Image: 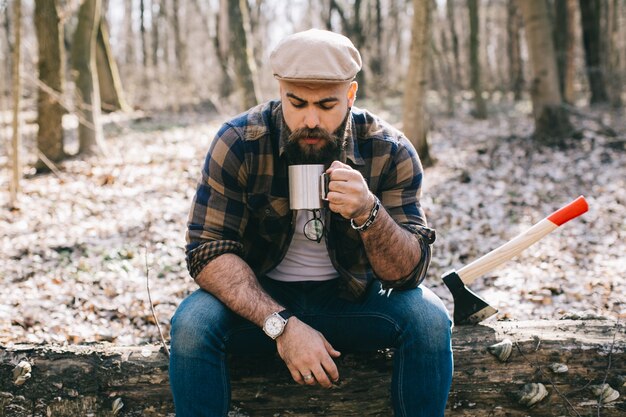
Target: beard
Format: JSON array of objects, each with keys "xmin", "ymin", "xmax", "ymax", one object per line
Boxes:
[{"xmin": 284, "ymin": 112, "xmax": 350, "ymax": 166}]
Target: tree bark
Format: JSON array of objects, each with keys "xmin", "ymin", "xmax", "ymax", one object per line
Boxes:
[
  {"xmin": 468, "ymin": 0, "xmax": 488, "ymax": 119},
  {"xmin": 402, "ymin": 0, "xmax": 432, "ymax": 167},
  {"xmin": 9, "ymin": 0, "xmax": 22, "ymax": 209},
  {"xmin": 507, "ymin": 0, "xmax": 524, "ymax": 100},
  {"xmin": 1, "ymin": 320, "xmax": 624, "ymax": 417},
  {"xmin": 96, "ymin": 19, "xmax": 130, "ymax": 113},
  {"xmin": 446, "ymin": 0, "xmax": 461, "ymax": 88},
  {"xmin": 553, "ymin": 0, "xmax": 577, "ymax": 104},
  {"xmin": 517, "ymin": 0, "xmax": 573, "ymax": 146},
  {"xmin": 330, "ymin": 0, "xmax": 367, "ymax": 97},
  {"xmin": 140, "ymin": 0, "xmax": 148, "ymax": 68},
  {"xmin": 369, "ymin": 0, "xmax": 384, "ymax": 86},
  {"xmin": 605, "ymin": 0, "xmax": 623, "ymax": 107},
  {"xmin": 123, "ymin": 0, "xmax": 134, "ymax": 66},
  {"xmin": 578, "ymin": 0, "xmax": 609, "ymax": 104},
  {"xmin": 34, "ymin": 0, "xmax": 65, "ymax": 171},
  {"xmin": 227, "ymin": 0, "xmax": 260, "ymax": 110},
  {"xmin": 151, "ymin": 0, "xmax": 160, "ymax": 68},
  {"xmin": 71, "ymin": 0, "xmax": 105, "ymax": 156},
  {"xmin": 214, "ymin": 2, "xmax": 233, "ymax": 99},
  {"xmin": 437, "ymin": 9, "xmax": 456, "ymax": 116},
  {"xmin": 172, "ymin": 0, "xmax": 188, "ymax": 78}
]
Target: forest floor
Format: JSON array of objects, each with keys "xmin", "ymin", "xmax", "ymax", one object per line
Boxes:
[{"xmin": 1, "ymin": 98, "xmax": 625, "ymax": 345}]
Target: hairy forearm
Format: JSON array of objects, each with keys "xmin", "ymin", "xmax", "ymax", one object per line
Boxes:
[
  {"xmin": 357, "ymin": 204, "xmax": 422, "ymax": 281},
  {"xmin": 194, "ymin": 253, "xmax": 283, "ymax": 326}
]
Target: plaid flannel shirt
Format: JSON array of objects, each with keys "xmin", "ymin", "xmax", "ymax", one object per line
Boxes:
[{"xmin": 186, "ymin": 100, "xmax": 435, "ymax": 300}]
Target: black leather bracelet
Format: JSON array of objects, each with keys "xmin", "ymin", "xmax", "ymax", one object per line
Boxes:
[{"xmin": 350, "ymin": 196, "xmax": 380, "ymax": 232}]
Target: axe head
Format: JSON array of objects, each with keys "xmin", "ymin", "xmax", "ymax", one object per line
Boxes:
[{"xmin": 442, "ymin": 270, "xmax": 497, "ymax": 325}]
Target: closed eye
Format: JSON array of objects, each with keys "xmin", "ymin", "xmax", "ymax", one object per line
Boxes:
[{"xmin": 319, "ymin": 103, "xmax": 337, "ymax": 110}]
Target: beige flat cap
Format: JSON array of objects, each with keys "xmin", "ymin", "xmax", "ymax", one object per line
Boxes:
[{"xmin": 270, "ymin": 29, "xmax": 362, "ymax": 83}]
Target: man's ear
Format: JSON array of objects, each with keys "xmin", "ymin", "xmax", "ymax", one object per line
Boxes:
[{"xmin": 347, "ymin": 81, "xmax": 358, "ymax": 107}]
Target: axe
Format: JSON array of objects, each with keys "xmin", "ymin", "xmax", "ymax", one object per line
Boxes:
[{"xmin": 442, "ymin": 196, "xmax": 589, "ymax": 325}]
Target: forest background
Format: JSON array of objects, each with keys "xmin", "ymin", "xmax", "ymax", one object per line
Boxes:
[{"xmin": 0, "ymin": 0, "xmax": 625, "ymax": 346}]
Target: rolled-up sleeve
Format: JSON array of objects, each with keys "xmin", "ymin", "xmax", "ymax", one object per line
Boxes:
[
  {"xmin": 185, "ymin": 125, "xmax": 249, "ymax": 279},
  {"xmin": 378, "ymin": 135, "xmax": 436, "ymax": 290}
]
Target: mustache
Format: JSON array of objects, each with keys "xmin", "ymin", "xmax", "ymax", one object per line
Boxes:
[{"xmin": 288, "ymin": 127, "xmax": 335, "ymax": 143}]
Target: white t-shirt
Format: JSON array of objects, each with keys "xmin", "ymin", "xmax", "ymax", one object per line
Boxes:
[{"xmin": 266, "ymin": 210, "xmax": 338, "ymax": 282}]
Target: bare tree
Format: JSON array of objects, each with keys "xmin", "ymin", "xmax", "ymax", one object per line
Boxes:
[
  {"xmin": 468, "ymin": 0, "xmax": 487, "ymax": 119},
  {"xmin": 507, "ymin": 0, "xmax": 524, "ymax": 100},
  {"xmin": 151, "ymin": 0, "xmax": 161, "ymax": 68},
  {"xmin": 605, "ymin": 0, "xmax": 623, "ymax": 107},
  {"xmin": 403, "ymin": 0, "xmax": 433, "ymax": 167},
  {"xmin": 517, "ymin": 0, "xmax": 573, "ymax": 145},
  {"xmin": 434, "ymin": 2, "xmax": 456, "ymax": 116},
  {"xmin": 34, "ymin": 0, "xmax": 66, "ymax": 171},
  {"xmin": 123, "ymin": 0, "xmax": 135, "ymax": 65},
  {"xmin": 330, "ymin": 0, "xmax": 368, "ymax": 96},
  {"xmin": 140, "ymin": 0, "xmax": 148, "ymax": 68},
  {"xmin": 72, "ymin": 0, "xmax": 105, "ymax": 155},
  {"xmin": 553, "ymin": 0, "xmax": 577, "ymax": 104},
  {"xmin": 225, "ymin": 0, "xmax": 260, "ymax": 110},
  {"xmin": 172, "ymin": 0, "xmax": 188, "ymax": 78},
  {"xmin": 578, "ymin": 0, "xmax": 609, "ymax": 104},
  {"xmin": 446, "ymin": 0, "xmax": 462, "ymax": 88},
  {"xmin": 10, "ymin": 0, "xmax": 22, "ymax": 209}
]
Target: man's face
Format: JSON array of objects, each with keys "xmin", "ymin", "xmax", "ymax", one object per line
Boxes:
[{"xmin": 280, "ymin": 80, "xmax": 357, "ymax": 164}]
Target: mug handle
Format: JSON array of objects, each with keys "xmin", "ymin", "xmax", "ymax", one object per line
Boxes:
[{"xmin": 320, "ymin": 173, "xmax": 330, "ymax": 201}]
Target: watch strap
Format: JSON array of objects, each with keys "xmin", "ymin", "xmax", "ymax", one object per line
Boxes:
[
  {"xmin": 278, "ymin": 309, "xmax": 294, "ymax": 320},
  {"xmin": 350, "ymin": 196, "xmax": 380, "ymax": 232}
]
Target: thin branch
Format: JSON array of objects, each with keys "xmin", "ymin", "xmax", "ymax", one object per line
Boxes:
[
  {"xmin": 23, "ymin": 72, "xmax": 98, "ymax": 131},
  {"xmin": 145, "ymin": 245, "xmax": 170, "ymax": 357},
  {"xmin": 36, "ymin": 150, "xmax": 63, "ymax": 178}
]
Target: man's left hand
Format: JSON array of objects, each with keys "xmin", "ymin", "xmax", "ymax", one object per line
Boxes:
[{"xmin": 326, "ymin": 161, "xmax": 374, "ymax": 222}]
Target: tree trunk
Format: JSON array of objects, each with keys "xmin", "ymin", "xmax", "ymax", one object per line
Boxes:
[
  {"xmin": 227, "ymin": 0, "xmax": 260, "ymax": 110},
  {"xmin": 214, "ymin": 3, "xmax": 233, "ymax": 99},
  {"xmin": 9, "ymin": 0, "xmax": 22, "ymax": 209},
  {"xmin": 96, "ymin": 19, "xmax": 130, "ymax": 113},
  {"xmin": 34, "ymin": 0, "xmax": 65, "ymax": 172},
  {"xmin": 468, "ymin": 0, "xmax": 488, "ymax": 119},
  {"xmin": 605, "ymin": 0, "xmax": 623, "ymax": 107},
  {"xmin": 123, "ymin": 0, "xmax": 134, "ymax": 66},
  {"xmin": 140, "ymin": 0, "xmax": 148, "ymax": 68},
  {"xmin": 1, "ymin": 320, "xmax": 624, "ymax": 417},
  {"xmin": 437, "ymin": 9, "xmax": 456, "ymax": 116},
  {"xmin": 329, "ymin": 0, "xmax": 367, "ymax": 97},
  {"xmin": 507, "ymin": 0, "xmax": 524, "ymax": 100},
  {"xmin": 369, "ymin": 0, "xmax": 384, "ymax": 87},
  {"xmin": 402, "ymin": 0, "xmax": 432, "ymax": 167},
  {"xmin": 72, "ymin": 0, "xmax": 105, "ymax": 156},
  {"xmin": 578, "ymin": 0, "xmax": 609, "ymax": 104},
  {"xmin": 151, "ymin": 0, "xmax": 160, "ymax": 68},
  {"xmin": 553, "ymin": 0, "xmax": 577, "ymax": 104},
  {"xmin": 517, "ymin": 0, "xmax": 573, "ymax": 146},
  {"xmin": 172, "ymin": 0, "xmax": 188, "ymax": 78},
  {"xmin": 446, "ymin": 0, "xmax": 461, "ymax": 88}
]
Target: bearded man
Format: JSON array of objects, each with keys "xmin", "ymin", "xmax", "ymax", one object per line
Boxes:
[{"xmin": 169, "ymin": 29, "xmax": 453, "ymax": 417}]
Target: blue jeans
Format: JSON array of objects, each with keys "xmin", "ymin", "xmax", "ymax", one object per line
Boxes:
[{"xmin": 169, "ymin": 278, "xmax": 453, "ymax": 417}]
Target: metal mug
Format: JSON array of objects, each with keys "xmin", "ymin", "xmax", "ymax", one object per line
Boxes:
[{"xmin": 288, "ymin": 164, "xmax": 329, "ymax": 210}]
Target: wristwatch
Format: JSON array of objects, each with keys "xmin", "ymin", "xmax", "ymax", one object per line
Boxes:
[{"xmin": 262, "ymin": 309, "xmax": 294, "ymax": 339}]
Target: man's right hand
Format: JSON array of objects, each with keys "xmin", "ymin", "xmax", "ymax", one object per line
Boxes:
[{"xmin": 276, "ymin": 317, "xmax": 341, "ymax": 388}]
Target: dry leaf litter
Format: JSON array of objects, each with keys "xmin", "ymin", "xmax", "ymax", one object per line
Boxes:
[{"xmin": 1, "ymin": 104, "xmax": 624, "ymax": 346}]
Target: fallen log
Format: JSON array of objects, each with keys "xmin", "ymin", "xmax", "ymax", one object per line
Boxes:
[{"xmin": 1, "ymin": 319, "xmax": 624, "ymax": 417}]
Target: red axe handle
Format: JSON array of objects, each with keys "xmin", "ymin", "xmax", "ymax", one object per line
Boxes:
[{"xmin": 457, "ymin": 196, "xmax": 588, "ymax": 285}]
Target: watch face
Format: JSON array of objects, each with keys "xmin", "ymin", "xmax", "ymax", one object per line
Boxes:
[{"xmin": 264, "ymin": 315, "xmax": 285, "ymax": 338}]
